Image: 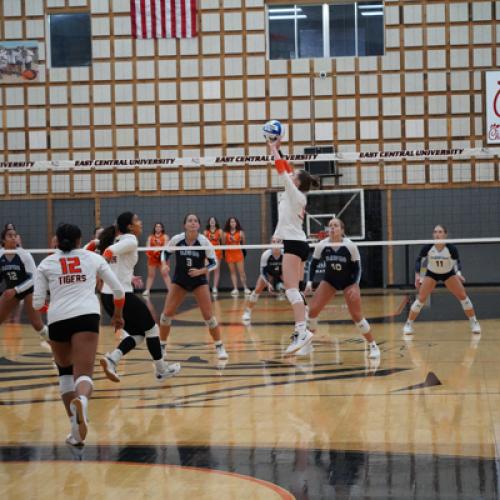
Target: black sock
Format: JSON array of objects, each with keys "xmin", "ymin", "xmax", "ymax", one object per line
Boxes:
[
  {"xmin": 117, "ymin": 336, "xmax": 136, "ymax": 356},
  {"xmin": 146, "ymin": 337, "xmax": 163, "ymax": 361}
]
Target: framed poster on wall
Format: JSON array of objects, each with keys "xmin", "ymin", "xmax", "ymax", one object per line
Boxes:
[{"xmin": 0, "ymin": 41, "xmax": 39, "ymax": 82}]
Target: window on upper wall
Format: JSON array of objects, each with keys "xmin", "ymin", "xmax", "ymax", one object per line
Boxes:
[
  {"xmin": 267, "ymin": 2, "xmax": 384, "ymax": 60},
  {"xmin": 48, "ymin": 12, "xmax": 92, "ymax": 68}
]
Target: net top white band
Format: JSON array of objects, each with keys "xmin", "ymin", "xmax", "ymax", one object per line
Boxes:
[{"xmin": 14, "ymin": 237, "xmax": 500, "ymax": 254}]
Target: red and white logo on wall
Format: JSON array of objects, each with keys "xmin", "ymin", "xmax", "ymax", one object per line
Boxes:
[{"xmin": 486, "ymin": 71, "xmax": 500, "ymax": 144}]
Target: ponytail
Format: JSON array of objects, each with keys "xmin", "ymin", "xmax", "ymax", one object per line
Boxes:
[
  {"xmin": 99, "ymin": 225, "xmax": 117, "ymax": 253},
  {"xmin": 56, "ymin": 223, "xmax": 81, "ymax": 253},
  {"xmin": 296, "ymin": 170, "xmax": 320, "ymax": 193}
]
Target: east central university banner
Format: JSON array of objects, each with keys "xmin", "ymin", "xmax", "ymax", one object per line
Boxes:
[{"xmin": 486, "ymin": 71, "xmax": 500, "ymax": 144}]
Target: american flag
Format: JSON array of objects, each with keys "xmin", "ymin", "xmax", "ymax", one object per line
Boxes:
[{"xmin": 130, "ymin": 0, "xmax": 197, "ymax": 39}]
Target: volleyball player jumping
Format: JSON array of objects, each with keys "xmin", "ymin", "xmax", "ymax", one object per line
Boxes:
[
  {"xmin": 269, "ymin": 138, "xmax": 319, "ymax": 355},
  {"xmin": 403, "ymin": 224, "xmax": 481, "ymax": 335},
  {"xmin": 305, "ymin": 218, "xmax": 380, "ymax": 359},
  {"xmin": 159, "ymin": 214, "xmax": 228, "ymax": 361},
  {"xmin": 33, "ymin": 223, "xmax": 125, "ymax": 446},
  {"xmin": 99, "ymin": 212, "xmax": 181, "ymax": 382}
]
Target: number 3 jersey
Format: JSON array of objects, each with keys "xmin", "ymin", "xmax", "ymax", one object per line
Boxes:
[
  {"xmin": 0, "ymin": 247, "xmax": 37, "ymax": 295},
  {"xmin": 415, "ymin": 244, "xmax": 461, "ymax": 275},
  {"xmin": 161, "ymin": 233, "xmax": 217, "ymax": 283},
  {"xmin": 34, "ymin": 249, "xmax": 124, "ymax": 325}
]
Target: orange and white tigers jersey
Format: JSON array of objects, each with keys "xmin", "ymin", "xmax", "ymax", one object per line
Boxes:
[
  {"xmin": 274, "ymin": 172, "xmax": 307, "ymax": 241},
  {"xmin": 101, "ymin": 233, "xmax": 138, "ymax": 294},
  {"xmin": 33, "ymin": 249, "xmax": 124, "ymax": 325}
]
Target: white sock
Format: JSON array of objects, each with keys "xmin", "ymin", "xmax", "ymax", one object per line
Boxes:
[
  {"xmin": 109, "ymin": 349, "xmax": 123, "ymax": 364},
  {"xmin": 154, "ymin": 359, "xmax": 165, "ymax": 371},
  {"xmin": 469, "ymin": 316, "xmax": 477, "ymax": 322},
  {"xmin": 215, "ymin": 340, "xmax": 222, "ymax": 347},
  {"xmin": 295, "ymin": 321, "xmax": 306, "ymax": 334}
]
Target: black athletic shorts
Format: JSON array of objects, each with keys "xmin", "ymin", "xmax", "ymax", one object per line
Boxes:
[
  {"xmin": 15, "ymin": 286, "xmax": 34, "ymax": 301},
  {"xmin": 425, "ymin": 269, "xmax": 456, "ymax": 282},
  {"xmin": 283, "ymin": 240, "xmax": 309, "ymax": 262},
  {"xmin": 49, "ymin": 314, "xmax": 100, "ymax": 342},
  {"xmin": 101, "ymin": 292, "xmax": 155, "ymax": 336},
  {"xmin": 172, "ymin": 277, "xmax": 208, "ymax": 292},
  {"xmin": 322, "ymin": 276, "xmax": 356, "ymax": 291}
]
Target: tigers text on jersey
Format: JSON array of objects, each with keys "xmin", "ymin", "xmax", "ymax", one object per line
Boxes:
[
  {"xmin": 162, "ymin": 233, "xmax": 217, "ymax": 281},
  {"xmin": 33, "ymin": 249, "xmax": 124, "ymax": 325},
  {"xmin": 415, "ymin": 244, "xmax": 461, "ymax": 275},
  {"xmin": 273, "ymin": 173, "xmax": 307, "ymax": 241},
  {"xmin": 260, "ymin": 249, "xmax": 283, "ymax": 281},
  {"xmin": 0, "ymin": 248, "xmax": 36, "ymax": 294},
  {"xmin": 310, "ymin": 237, "xmax": 361, "ymax": 286},
  {"xmin": 101, "ymin": 233, "xmax": 138, "ymax": 294}
]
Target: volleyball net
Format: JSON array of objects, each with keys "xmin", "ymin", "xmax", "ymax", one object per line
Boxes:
[{"xmin": 1, "ymin": 146, "xmax": 500, "ymax": 289}]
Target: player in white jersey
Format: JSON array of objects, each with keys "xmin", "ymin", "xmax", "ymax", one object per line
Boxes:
[
  {"xmin": 159, "ymin": 214, "xmax": 228, "ymax": 361},
  {"xmin": 269, "ymin": 138, "xmax": 319, "ymax": 355},
  {"xmin": 33, "ymin": 223, "xmax": 125, "ymax": 447},
  {"xmin": 242, "ymin": 237, "xmax": 284, "ymax": 324},
  {"xmin": 403, "ymin": 224, "xmax": 481, "ymax": 335},
  {"xmin": 305, "ymin": 218, "xmax": 380, "ymax": 360},
  {"xmin": 0, "ymin": 226, "xmax": 49, "ymax": 346},
  {"xmin": 98, "ymin": 211, "xmax": 181, "ymax": 382}
]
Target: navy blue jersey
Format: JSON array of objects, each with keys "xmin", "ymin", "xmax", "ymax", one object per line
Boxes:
[
  {"xmin": 309, "ymin": 237, "xmax": 361, "ymax": 290},
  {"xmin": 260, "ymin": 249, "xmax": 283, "ymax": 281},
  {"xmin": 415, "ymin": 243, "xmax": 461, "ymax": 275},
  {"xmin": 0, "ymin": 248, "xmax": 37, "ymax": 294},
  {"xmin": 161, "ymin": 233, "xmax": 217, "ymax": 285}
]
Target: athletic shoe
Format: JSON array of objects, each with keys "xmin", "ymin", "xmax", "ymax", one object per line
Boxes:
[
  {"xmin": 470, "ymin": 319, "xmax": 481, "ymax": 334},
  {"xmin": 365, "ymin": 356, "xmax": 380, "ymax": 375},
  {"xmin": 70, "ymin": 396, "xmax": 89, "ymax": 441},
  {"xmin": 216, "ymin": 359, "xmax": 228, "ymax": 372},
  {"xmin": 403, "ymin": 321, "xmax": 414, "ymax": 335},
  {"xmin": 368, "ymin": 342, "xmax": 380, "ymax": 359},
  {"xmin": 215, "ymin": 343, "xmax": 228, "ymax": 360},
  {"xmin": 65, "ymin": 432, "xmax": 83, "ymax": 447},
  {"xmin": 100, "ymin": 354, "xmax": 120, "ymax": 383},
  {"xmin": 242, "ymin": 309, "xmax": 251, "ymax": 323},
  {"xmin": 211, "ymin": 287, "xmax": 218, "ymax": 295},
  {"xmin": 142, "ymin": 290, "xmax": 150, "ymax": 296},
  {"xmin": 155, "ymin": 362, "xmax": 181, "ymax": 382},
  {"xmin": 296, "ymin": 342, "xmax": 314, "ymax": 357},
  {"xmin": 285, "ymin": 330, "xmax": 313, "ymax": 355},
  {"xmin": 244, "ymin": 288, "xmax": 252, "ymax": 296},
  {"xmin": 230, "ymin": 288, "xmax": 239, "ymax": 297}
]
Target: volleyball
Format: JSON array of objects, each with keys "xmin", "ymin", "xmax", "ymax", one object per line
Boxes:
[{"xmin": 263, "ymin": 120, "xmax": 283, "ymax": 142}]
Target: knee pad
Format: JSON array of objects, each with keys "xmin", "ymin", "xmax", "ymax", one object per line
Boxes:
[
  {"xmin": 285, "ymin": 288, "xmax": 303, "ymax": 305},
  {"xmin": 249, "ymin": 292, "xmax": 259, "ymax": 303},
  {"xmin": 160, "ymin": 313, "xmax": 172, "ymax": 326},
  {"xmin": 57, "ymin": 364, "xmax": 73, "ymax": 377},
  {"xmin": 410, "ymin": 299, "xmax": 424, "ymax": 314},
  {"xmin": 356, "ymin": 318, "xmax": 371, "ymax": 335},
  {"xmin": 308, "ymin": 317, "xmax": 318, "ymax": 331},
  {"xmin": 145, "ymin": 324, "xmax": 160, "ymax": 338},
  {"xmin": 132, "ymin": 335, "xmax": 145, "ymax": 346},
  {"xmin": 74, "ymin": 375, "xmax": 93, "ymax": 391},
  {"xmin": 59, "ymin": 375, "xmax": 74, "ymax": 396},
  {"xmin": 460, "ymin": 296, "xmax": 473, "ymax": 311},
  {"xmin": 205, "ymin": 316, "xmax": 218, "ymax": 329}
]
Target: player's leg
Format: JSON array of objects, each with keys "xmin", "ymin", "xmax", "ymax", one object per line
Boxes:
[
  {"xmin": 193, "ymin": 285, "xmax": 228, "ymax": 360},
  {"xmin": 445, "ymin": 275, "xmax": 481, "ymax": 333},
  {"xmin": 344, "ymin": 284, "xmax": 380, "ymax": 359}
]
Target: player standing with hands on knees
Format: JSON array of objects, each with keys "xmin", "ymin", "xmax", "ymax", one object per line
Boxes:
[
  {"xmin": 266, "ymin": 121, "xmax": 319, "ymax": 355},
  {"xmin": 33, "ymin": 223, "xmax": 125, "ymax": 447},
  {"xmin": 403, "ymin": 224, "xmax": 481, "ymax": 335},
  {"xmin": 305, "ymin": 217, "xmax": 380, "ymax": 359}
]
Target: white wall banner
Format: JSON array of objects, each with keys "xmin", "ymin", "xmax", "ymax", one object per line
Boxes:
[{"xmin": 486, "ymin": 71, "xmax": 500, "ymax": 144}]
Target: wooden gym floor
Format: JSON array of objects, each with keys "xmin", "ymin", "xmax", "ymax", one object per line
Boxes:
[{"xmin": 1, "ymin": 288, "xmax": 499, "ymax": 499}]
